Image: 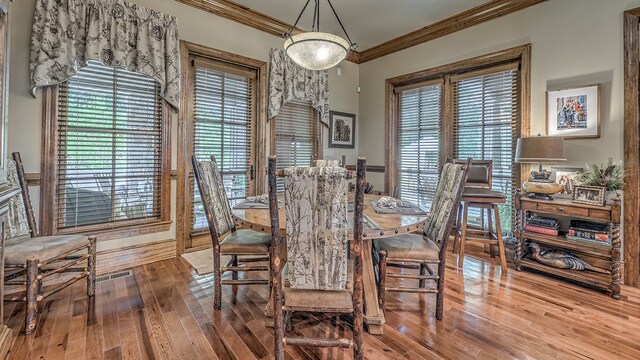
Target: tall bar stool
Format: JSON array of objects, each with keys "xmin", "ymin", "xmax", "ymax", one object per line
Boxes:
[{"xmin": 452, "ymin": 159, "xmax": 508, "ymax": 272}]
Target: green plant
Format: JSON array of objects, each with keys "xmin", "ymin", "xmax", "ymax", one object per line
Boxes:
[{"xmin": 575, "ymin": 158, "xmax": 624, "ymax": 191}]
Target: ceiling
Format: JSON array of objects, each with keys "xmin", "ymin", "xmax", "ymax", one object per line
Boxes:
[{"xmin": 232, "ymin": 0, "xmax": 492, "ymax": 50}]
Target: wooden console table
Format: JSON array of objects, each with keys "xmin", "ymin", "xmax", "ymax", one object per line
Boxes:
[{"xmin": 514, "ymin": 189, "xmax": 622, "ymax": 299}]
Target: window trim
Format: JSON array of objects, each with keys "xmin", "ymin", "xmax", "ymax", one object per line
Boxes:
[
  {"xmin": 40, "ymin": 82, "xmax": 172, "ymax": 240},
  {"xmin": 385, "ymin": 44, "xmax": 532, "ymax": 196},
  {"xmin": 177, "ymin": 41, "xmax": 267, "ymax": 253}
]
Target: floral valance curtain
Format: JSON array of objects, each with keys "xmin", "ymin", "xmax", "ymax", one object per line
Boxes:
[
  {"xmin": 268, "ymin": 48, "xmax": 330, "ymax": 125},
  {"xmin": 30, "ymin": 0, "xmax": 181, "ymax": 110}
]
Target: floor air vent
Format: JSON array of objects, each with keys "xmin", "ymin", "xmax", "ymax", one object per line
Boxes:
[{"xmin": 96, "ymin": 269, "xmax": 133, "ymax": 283}]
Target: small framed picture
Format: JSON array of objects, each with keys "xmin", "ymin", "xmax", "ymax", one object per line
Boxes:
[
  {"xmin": 572, "ymin": 185, "xmax": 605, "ymax": 206},
  {"xmin": 329, "ymin": 111, "xmax": 356, "ymax": 149},
  {"xmin": 551, "ymin": 167, "xmax": 583, "ymax": 198},
  {"xmin": 546, "ymin": 84, "xmax": 600, "ymax": 139}
]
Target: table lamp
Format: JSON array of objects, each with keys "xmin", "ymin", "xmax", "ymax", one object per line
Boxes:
[{"xmin": 515, "ymin": 135, "xmax": 567, "ymax": 200}]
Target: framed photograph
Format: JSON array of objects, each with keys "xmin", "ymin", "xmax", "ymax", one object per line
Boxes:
[
  {"xmin": 550, "ymin": 167, "xmax": 583, "ymax": 198},
  {"xmin": 546, "ymin": 84, "xmax": 600, "ymax": 139},
  {"xmin": 329, "ymin": 111, "xmax": 356, "ymax": 149},
  {"xmin": 572, "ymin": 185, "xmax": 605, "ymax": 206}
]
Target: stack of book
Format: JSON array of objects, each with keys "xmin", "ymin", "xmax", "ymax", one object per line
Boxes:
[
  {"xmin": 566, "ymin": 220, "xmax": 611, "ymax": 246},
  {"xmin": 524, "ymin": 215, "xmax": 559, "ymax": 236}
]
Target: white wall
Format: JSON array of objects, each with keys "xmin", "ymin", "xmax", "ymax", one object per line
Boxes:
[
  {"xmin": 6, "ymin": 0, "xmax": 359, "ymax": 252},
  {"xmin": 358, "ymin": 0, "xmax": 639, "ymax": 190}
]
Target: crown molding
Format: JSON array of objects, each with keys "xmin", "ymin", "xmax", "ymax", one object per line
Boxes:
[
  {"xmin": 358, "ymin": 0, "xmax": 547, "ymax": 63},
  {"xmin": 175, "ymin": 0, "xmax": 547, "ymax": 64}
]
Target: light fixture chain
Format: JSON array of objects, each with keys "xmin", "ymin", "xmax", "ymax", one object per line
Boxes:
[
  {"xmin": 287, "ymin": 0, "xmax": 312, "ymax": 37},
  {"xmin": 327, "ymin": 0, "xmax": 356, "ymax": 48}
]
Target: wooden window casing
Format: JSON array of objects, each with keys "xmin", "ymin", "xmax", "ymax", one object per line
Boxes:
[
  {"xmin": 385, "ymin": 45, "xmax": 531, "ymax": 227},
  {"xmin": 177, "ymin": 41, "xmax": 267, "ymax": 253},
  {"xmin": 41, "ymin": 63, "xmax": 172, "ymax": 239}
]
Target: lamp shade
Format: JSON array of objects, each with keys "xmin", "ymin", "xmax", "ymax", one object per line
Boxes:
[
  {"xmin": 515, "ymin": 136, "xmax": 567, "ymax": 163},
  {"xmin": 284, "ymin": 32, "xmax": 350, "ymax": 71}
]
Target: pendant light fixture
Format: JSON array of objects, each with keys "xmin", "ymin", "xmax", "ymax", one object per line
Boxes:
[{"xmin": 284, "ymin": 0, "xmax": 357, "ymax": 71}]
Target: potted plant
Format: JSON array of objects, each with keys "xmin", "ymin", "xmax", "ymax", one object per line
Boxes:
[{"xmin": 575, "ymin": 158, "xmax": 624, "ymax": 204}]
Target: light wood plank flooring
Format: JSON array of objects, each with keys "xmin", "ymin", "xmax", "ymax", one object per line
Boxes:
[{"xmin": 4, "ymin": 246, "xmax": 640, "ymax": 359}]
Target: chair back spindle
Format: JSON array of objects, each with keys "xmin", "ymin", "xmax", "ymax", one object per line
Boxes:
[{"xmin": 7, "ymin": 153, "xmax": 39, "ymax": 238}]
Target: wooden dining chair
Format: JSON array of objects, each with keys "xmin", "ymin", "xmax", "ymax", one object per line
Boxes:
[
  {"xmin": 4, "ymin": 152, "xmax": 96, "ymax": 334},
  {"xmin": 192, "ymin": 155, "xmax": 272, "ymax": 310},
  {"xmin": 268, "ymin": 156, "xmax": 365, "ymax": 360},
  {"xmin": 374, "ymin": 160, "xmax": 469, "ymax": 320}
]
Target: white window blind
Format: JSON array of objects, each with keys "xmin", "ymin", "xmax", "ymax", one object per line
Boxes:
[
  {"xmin": 453, "ymin": 66, "xmax": 520, "ymax": 232},
  {"xmin": 274, "ymin": 100, "xmax": 317, "ymax": 190},
  {"xmin": 395, "ymin": 83, "xmax": 442, "ymax": 209},
  {"xmin": 191, "ymin": 61, "xmax": 254, "ymax": 232},
  {"xmin": 57, "ymin": 62, "xmax": 163, "ymax": 230}
]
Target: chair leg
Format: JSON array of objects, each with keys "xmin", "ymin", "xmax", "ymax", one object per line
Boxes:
[
  {"xmin": 453, "ymin": 203, "xmax": 463, "ymax": 253},
  {"xmin": 419, "ymin": 263, "xmax": 427, "ymax": 288},
  {"xmin": 435, "ymin": 259, "xmax": 446, "ymax": 321},
  {"xmin": 458, "ymin": 202, "xmax": 469, "ymax": 268},
  {"xmin": 213, "ymin": 247, "xmax": 222, "ymax": 310},
  {"xmin": 378, "ymin": 251, "xmax": 387, "ymax": 312},
  {"xmin": 488, "ymin": 210, "xmax": 496, "ymax": 258},
  {"xmin": 231, "ymin": 255, "xmax": 238, "ymax": 281},
  {"xmin": 87, "ymin": 236, "xmax": 97, "ymax": 297},
  {"xmin": 493, "ymin": 205, "xmax": 508, "ymax": 273},
  {"xmin": 25, "ymin": 257, "xmax": 39, "ymax": 335}
]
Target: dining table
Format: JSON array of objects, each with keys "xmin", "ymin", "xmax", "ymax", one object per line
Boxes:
[{"xmin": 231, "ymin": 194, "xmax": 429, "ymax": 335}]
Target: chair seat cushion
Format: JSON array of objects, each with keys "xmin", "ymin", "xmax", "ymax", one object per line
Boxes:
[
  {"xmin": 462, "ymin": 188, "xmax": 506, "ymax": 200},
  {"xmin": 281, "ymin": 259, "xmax": 354, "ymax": 312},
  {"xmin": 374, "ymin": 234, "xmax": 440, "ymax": 261},
  {"xmin": 5, "ymin": 235, "xmax": 89, "ymax": 265},
  {"xmin": 219, "ymin": 229, "xmax": 270, "ymax": 255}
]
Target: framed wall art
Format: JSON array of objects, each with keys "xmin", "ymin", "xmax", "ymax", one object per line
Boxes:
[
  {"xmin": 546, "ymin": 84, "xmax": 600, "ymax": 139},
  {"xmin": 329, "ymin": 111, "xmax": 356, "ymax": 149}
]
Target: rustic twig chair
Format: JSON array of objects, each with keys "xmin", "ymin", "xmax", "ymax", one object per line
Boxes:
[
  {"xmin": 4, "ymin": 152, "xmax": 96, "ymax": 334},
  {"xmin": 451, "ymin": 159, "xmax": 508, "ymax": 272},
  {"xmin": 374, "ymin": 159, "xmax": 469, "ymax": 320},
  {"xmin": 268, "ymin": 156, "xmax": 365, "ymax": 360},
  {"xmin": 192, "ymin": 155, "xmax": 271, "ymax": 310}
]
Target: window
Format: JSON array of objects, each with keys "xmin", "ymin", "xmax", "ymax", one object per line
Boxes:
[
  {"xmin": 386, "ymin": 45, "xmax": 530, "ymax": 234},
  {"xmin": 190, "ymin": 58, "xmax": 256, "ymax": 231},
  {"xmin": 395, "ymin": 82, "xmax": 442, "ymax": 209},
  {"xmin": 453, "ymin": 65, "xmax": 520, "ymax": 231},
  {"xmin": 42, "ymin": 61, "xmax": 170, "ymax": 236},
  {"xmin": 177, "ymin": 43, "xmax": 267, "ymax": 252},
  {"xmin": 272, "ymin": 100, "xmax": 320, "ymax": 190}
]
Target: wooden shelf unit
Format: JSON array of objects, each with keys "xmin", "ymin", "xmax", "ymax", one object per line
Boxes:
[{"xmin": 514, "ymin": 189, "xmax": 622, "ymax": 299}]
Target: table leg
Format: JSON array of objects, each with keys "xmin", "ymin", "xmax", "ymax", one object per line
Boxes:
[{"xmin": 362, "ymin": 240, "xmax": 385, "ymax": 335}]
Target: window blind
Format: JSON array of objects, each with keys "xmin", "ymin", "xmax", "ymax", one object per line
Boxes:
[
  {"xmin": 453, "ymin": 66, "xmax": 520, "ymax": 232},
  {"xmin": 274, "ymin": 100, "xmax": 317, "ymax": 190},
  {"xmin": 395, "ymin": 83, "xmax": 442, "ymax": 209},
  {"xmin": 57, "ymin": 62, "xmax": 163, "ymax": 230},
  {"xmin": 191, "ymin": 61, "xmax": 254, "ymax": 232}
]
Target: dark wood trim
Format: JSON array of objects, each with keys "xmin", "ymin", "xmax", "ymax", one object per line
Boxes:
[
  {"xmin": 175, "ymin": 0, "xmax": 545, "ymax": 64},
  {"xmin": 359, "ymin": 0, "xmax": 545, "ymax": 63},
  {"xmin": 345, "ymin": 165, "xmax": 384, "ymax": 173},
  {"xmin": 40, "ymin": 80, "xmax": 173, "ymax": 240},
  {"xmin": 624, "ymin": 8, "xmax": 640, "ymax": 287},
  {"xmin": 384, "ymin": 44, "xmax": 531, "ymax": 198},
  {"xmin": 177, "ymin": 40, "xmax": 268, "ymax": 254}
]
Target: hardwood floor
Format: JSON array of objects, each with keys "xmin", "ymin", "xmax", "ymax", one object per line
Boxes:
[{"xmin": 4, "ymin": 246, "xmax": 640, "ymax": 359}]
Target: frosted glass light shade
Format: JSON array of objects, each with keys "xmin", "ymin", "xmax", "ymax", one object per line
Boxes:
[{"xmin": 284, "ymin": 32, "xmax": 350, "ymax": 71}]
